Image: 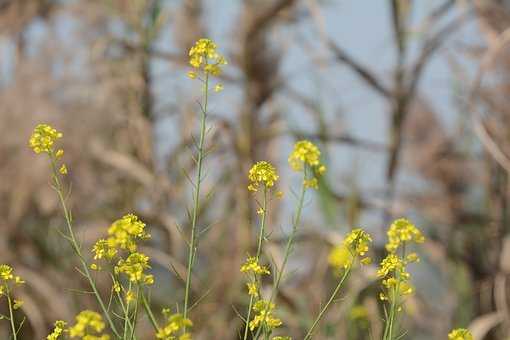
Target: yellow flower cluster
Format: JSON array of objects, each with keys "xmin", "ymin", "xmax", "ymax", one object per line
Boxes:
[
  {"xmin": 385, "ymin": 218, "xmax": 425, "ymax": 253},
  {"xmin": 46, "ymin": 320, "xmax": 67, "ymax": 340},
  {"xmin": 247, "ymin": 282, "xmax": 259, "ymax": 298},
  {"xmin": 188, "ymin": 38, "xmax": 227, "ymax": 77},
  {"xmin": 29, "ymin": 124, "xmax": 63, "ymax": 154},
  {"xmin": 328, "ymin": 229, "xmax": 372, "ymax": 270},
  {"xmin": 272, "ymin": 337, "xmax": 291, "ymax": 340},
  {"xmin": 240, "ymin": 256, "xmax": 270, "ymax": 275},
  {"xmin": 68, "ymin": 310, "xmax": 109, "ymax": 340},
  {"xmin": 248, "ymin": 161, "xmax": 279, "ymax": 192},
  {"xmin": 156, "ymin": 309, "xmax": 192, "ymax": 340},
  {"xmin": 448, "ymin": 328, "xmax": 473, "ymax": 340},
  {"xmin": 107, "ymin": 213, "xmax": 150, "ymax": 253},
  {"xmin": 288, "ymin": 140, "xmax": 326, "ymax": 189},
  {"xmin": 0, "ymin": 264, "xmax": 24, "ymax": 286},
  {"xmin": 249, "ymin": 300, "xmax": 282, "ymax": 331},
  {"xmin": 378, "ymin": 218, "xmax": 425, "ymax": 302},
  {"xmin": 91, "ymin": 214, "xmax": 154, "ymax": 287},
  {"xmin": 114, "ymin": 252, "xmax": 154, "ymax": 285}
]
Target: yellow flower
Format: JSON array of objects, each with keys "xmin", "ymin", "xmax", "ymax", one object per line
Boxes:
[
  {"xmin": 29, "ymin": 124, "xmax": 63, "ymax": 154},
  {"xmin": 248, "ymin": 161, "xmax": 279, "ymax": 192},
  {"xmin": 68, "ymin": 310, "xmax": 109, "ymax": 339},
  {"xmin": 0, "ymin": 264, "xmax": 14, "ymax": 281},
  {"xmin": 92, "ymin": 239, "xmax": 118, "ymax": 260},
  {"xmin": 273, "ymin": 337, "xmax": 291, "ymax": 340},
  {"xmin": 448, "ymin": 328, "xmax": 473, "ymax": 340},
  {"xmin": 188, "ymin": 38, "xmax": 227, "ymax": 76},
  {"xmin": 0, "ymin": 264, "xmax": 24, "ymax": 286},
  {"xmin": 156, "ymin": 310, "xmax": 192, "ymax": 340},
  {"xmin": 13, "ymin": 299, "xmax": 23, "ymax": 310},
  {"xmin": 107, "ymin": 214, "xmax": 150, "ymax": 253},
  {"xmin": 187, "ymin": 71, "xmax": 197, "ymax": 79},
  {"xmin": 125, "ymin": 290, "xmax": 135, "ymax": 303},
  {"xmin": 329, "ymin": 229, "xmax": 372, "ymax": 270},
  {"xmin": 55, "ymin": 149, "xmax": 64, "ymax": 158},
  {"xmin": 47, "ymin": 320, "xmax": 67, "ymax": 340},
  {"xmin": 328, "ymin": 245, "xmax": 353, "ymax": 270},
  {"xmin": 288, "ymin": 140, "xmax": 326, "ymax": 190},
  {"xmin": 59, "ymin": 164, "xmax": 68, "ymax": 175},
  {"xmin": 214, "ymin": 83, "xmax": 224, "ymax": 92},
  {"xmin": 288, "ymin": 140, "xmax": 323, "ymax": 172},
  {"xmin": 377, "ymin": 254, "xmax": 405, "ymax": 278},
  {"xmin": 240, "ymin": 256, "xmax": 270, "ymax": 275},
  {"xmin": 249, "ymin": 300, "xmax": 282, "ymax": 331},
  {"xmin": 247, "ymin": 282, "xmax": 259, "ymax": 298},
  {"xmin": 385, "ymin": 218, "xmax": 425, "ymax": 253},
  {"xmin": 115, "ymin": 252, "xmax": 154, "ymax": 285},
  {"xmin": 344, "ymin": 228, "xmax": 372, "ymax": 257}
]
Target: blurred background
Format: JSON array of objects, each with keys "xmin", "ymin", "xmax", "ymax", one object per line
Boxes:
[{"xmin": 2, "ymin": 0, "xmax": 510, "ymax": 339}]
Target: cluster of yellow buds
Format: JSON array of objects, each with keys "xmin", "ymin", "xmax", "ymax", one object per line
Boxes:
[
  {"xmin": 46, "ymin": 320, "xmax": 67, "ymax": 340},
  {"xmin": 248, "ymin": 161, "xmax": 279, "ymax": 192},
  {"xmin": 249, "ymin": 300, "xmax": 282, "ymax": 332},
  {"xmin": 187, "ymin": 38, "xmax": 227, "ymax": 93},
  {"xmin": 288, "ymin": 140, "xmax": 326, "ymax": 189},
  {"xmin": 377, "ymin": 219, "xmax": 425, "ymax": 303},
  {"xmin": 68, "ymin": 310, "xmax": 109, "ymax": 340},
  {"xmin": 91, "ymin": 214, "xmax": 153, "ymax": 285},
  {"xmin": 240, "ymin": 256, "xmax": 270, "ymax": 276},
  {"xmin": 448, "ymin": 328, "xmax": 473, "ymax": 340},
  {"xmin": 29, "ymin": 124, "xmax": 68, "ymax": 176},
  {"xmin": 328, "ymin": 228, "xmax": 372, "ymax": 271},
  {"xmin": 156, "ymin": 309, "xmax": 192, "ymax": 340},
  {"xmin": 0, "ymin": 264, "xmax": 24, "ymax": 311}
]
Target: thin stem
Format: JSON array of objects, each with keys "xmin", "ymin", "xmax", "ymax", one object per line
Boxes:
[
  {"xmin": 141, "ymin": 290, "xmax": 160, "ymax": 332},
  {"xmin": 48, "ymin": 153, "xmax": 121, "ymax": 339},
  {"xmin": 123, "ymin": 282, "xmax": 132, "ymax": 339},
  {"xmin": 128, "ymin": 286, "xmax": 140, "ymax": 340},
  {"xmin": 242, "ymin": 187, "xmax": 268, "ymax": 340},
  {"xmin": 303, "ymin": 266, "xmax": 351, "ymax": 340},
  {"xmin": 5, "ymin": 285, "xmax": 17, "ymax": 340},
  {"xmin": 183, "ymin": 72, "xmax": 210, "ymax": 326},
  {"xmin": 254, "ymin": 178, "xmax": 307, "ymax": 340}
]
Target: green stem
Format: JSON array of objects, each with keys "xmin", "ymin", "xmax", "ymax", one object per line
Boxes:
[
  {"xmin": 242, "ymin": 188, "xmax": 268, "ymax": 340},
  {"xmin": 49, "ymin": 153, "xmax": 121, "ymax": 339},
  {"xmin": 303, "ymin": 266, "xmax": 351, "ymax": 340},
  {"xmin": 128, "ymin": 286, "xmax": 140, "ymax": 340},
  {"xmin": 254, "ymin": 179, "xmax": 307, "ymax": 340},
  {"xmin": 5, "ymin": 285, "xmax": 17, "ymax": 340},
  {"xmin": 183, "ymin": 72, "xmax": 209, "ymax": 327},
  {"xmin": 123, "ymin": 282, "xmax": 132, "ymax": 339},
  {"xmin": 141, "ymin": 290, "xmax": 160, "ymax": 332}
]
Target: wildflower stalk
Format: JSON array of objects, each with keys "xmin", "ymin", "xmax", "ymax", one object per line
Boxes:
[
  {"xmin": 303, "ymin": 266, "xmax": 351, "ymax": 340},
  {"xmin": 383, "ymin": 243, "xmax": 406, "ymax": 340},
  {"xmin": 253, "ymin": 176, "xmax": 307, "ymax": 340},
  {"xmin": 48, "ymin": 152, "xmax": 121, "ymax": 339},
  {"xmin": 183, "ymin": 72, "xmax": 209, "ymax": 326},
  {"xmin": 128, "ymin": 286, "xmax": 140, "ymax": 340},
  {"xmin": 5, "ymin": 285, "xmax": 17, "ymax": 340},
  {"xmin": 141, "ymin": 291, "xmax": 159, "ymax": 331},
  {"xmin": 242, "ymin": 187, "xmax": 268, "ymax": 340}
]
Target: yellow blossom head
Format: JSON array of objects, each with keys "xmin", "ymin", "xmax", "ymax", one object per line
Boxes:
[
  {"xmin": 29, "ymin": 124, "xmax": 63, "ymax": 154},
  {"xmin": 448, "ymin": 328, "xmax": 473, "ymax": 340},
  {"xmin": 344, "ymin": 228, "xmax": 372, "ymax": 257},
  {"xmin": 386, "ymin": 218, "xmax": 425, "ymax": 253},
  {"xmin": 107, "ymin": 213, "xmax": 150, "ymax": 253},
  {"xmin": 248, "ymin": 161, "xmax": 279, "ymax": 192},
  {"xmin": 115, "ymin": 251, "xmax": 154, "ymax": 285},
  {"xmin": 288, "ymin": 140, "xmax": 326, "ymax": 189},
  {"xmin": 188, "ymin": 38, "xmax": 227, "ymax": 76},
  {"xmin": 46, "ymin": 320, "xmax": 67, "ymax": 340},
  {"xmin": 156, "ymin": 309, "xmax": 192, "ymax": 340},
  {"xmin": 68, "ymin": 310, "xmax": 109, "ymax": 339},
  {"xmin": 249, "ymin": 300, "xmax": 282, "ymax": 331},
  {"xmin": 0, "ymin": 264, "xmax": 24, "ymax": 287},
  {"xmin": 240, "ymin": 256, "xmax": 270, "ymax": 276}
]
